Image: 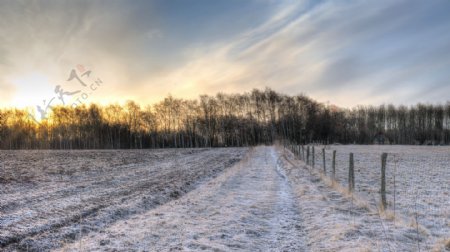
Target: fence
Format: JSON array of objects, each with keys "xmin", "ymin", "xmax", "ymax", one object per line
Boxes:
[{"xmin": 283, "ymin": 141, "xmax": 450, "ymax": 251}]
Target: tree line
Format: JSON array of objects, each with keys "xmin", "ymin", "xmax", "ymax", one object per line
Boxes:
[{"xmin": 1, "ymin": 88, "xmax": 449, "ymax": 149}]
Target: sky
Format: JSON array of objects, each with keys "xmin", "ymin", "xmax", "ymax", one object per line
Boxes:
[{"xmin": 1, "ymin": 0, "xmax": 450, "ymax": 109}]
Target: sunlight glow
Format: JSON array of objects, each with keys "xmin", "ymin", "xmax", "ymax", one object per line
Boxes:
[{"xmin": 9, "ymin": 72, "xmax": 56, "ymax": 109}]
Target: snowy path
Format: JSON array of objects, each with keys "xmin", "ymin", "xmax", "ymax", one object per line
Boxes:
[
  {"xmin": 62, "ymin": 146, "xmax": 306, "ymax": 251},
  {"xmin": 61, "ymin": 146, "xmax": 424, "ymax": 251}
]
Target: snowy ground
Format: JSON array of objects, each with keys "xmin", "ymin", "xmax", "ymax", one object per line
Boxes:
[
  {"xmin": 0, "ymin": 148, "xmax": 246, "ymax": 251},
  {"xmin": 308, "ymin": 145, "xmax": 450, "ymax": 251},
  {"xmin": 1, "ymin": 146, "xmax": 447, "ymax": 251},
  {"xmin": 59, "ymin": 146, "xmax": 428, "ymax": 251}
]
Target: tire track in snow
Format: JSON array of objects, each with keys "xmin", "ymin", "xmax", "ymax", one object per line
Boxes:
[{"xmin": 60, "ymin": 146, "xmax": 307, "ymax": 251}]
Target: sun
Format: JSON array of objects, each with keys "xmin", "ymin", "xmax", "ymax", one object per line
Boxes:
[{"xmin": 9, "ymin": 72, "xmax": 56, "ymax": 109}]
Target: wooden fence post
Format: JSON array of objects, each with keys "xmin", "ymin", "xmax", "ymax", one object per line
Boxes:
[
  {"xmin": 299, "ymin": 145, "xmax": 302, "ymax": 159},
  {"xmin": 306, "ymin": 146, "xmax": 310, "ymax": 165},
  {"xmin": 302, "ymin": 145, "xmax": 305, "ymax": 161},
  {"xmin": 381, "ymin": 153, "xmax": 388, "ymax": 210},
  {"xmin": 312, "ymin": 146, "xmax": 315, "ymax": 168},
  {"xmin": 322, "ymin": 148, "xmax": 326, "ymax": 174},
  {"xmin": 348, "ymin": 153, "xmax": 354, "ymax": 192},
  {"xmin": 332, "ymin": 150, "xmax": 336, "ymax": 180}
]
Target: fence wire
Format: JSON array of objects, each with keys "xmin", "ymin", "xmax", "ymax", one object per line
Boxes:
[{"xmin": 287, "ymin": 143, "xmax": 450, "ymax": 251}]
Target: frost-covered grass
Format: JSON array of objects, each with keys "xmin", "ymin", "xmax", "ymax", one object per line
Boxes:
[
  {"xmin": 308, "ymin": 145, "xmax": 450, "ymax": 251},
  {"xmin": 60, "ymin": 146, "xmax": 424, "ymax": 251},
  {"xmin": 60, "ymin": 147, "xmax": 308, "ymax": 251},
  {"xmin": 1, "ymin": 145, "xmax": 447, "ymax": 251},
  {"xmin": 0, "ymin": 148, "xmax": 247, "ymax": 251}
]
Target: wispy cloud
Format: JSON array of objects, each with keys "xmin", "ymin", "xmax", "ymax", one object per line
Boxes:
[
  {"xmin": 136, "ymin": 0, "xmax": 450, "ymax": 106},
  {"xmin": 1, "ymin": 0, "xmax": 450, "ymax": 107},
  {"xmin": 0, "ymin": 0, "xmax": 157, "ymax": 106}
]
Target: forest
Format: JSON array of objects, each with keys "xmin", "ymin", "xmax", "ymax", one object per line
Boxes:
[{"xmin": 1, "ymin": 88, "xmax": 449, "ymax": 149}]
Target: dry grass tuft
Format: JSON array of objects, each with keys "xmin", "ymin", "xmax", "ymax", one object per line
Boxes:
[
  {"xmin": 431, "ymin": 237, "xmax": 450, "ymax": 252},
  {"xmin": 382, "ymin": 210, "xmax": 395, "ymax": 221}
]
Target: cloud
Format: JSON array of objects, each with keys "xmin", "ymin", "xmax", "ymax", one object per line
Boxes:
[
  {"xmin": 146, "ymin": 29, "xmax": 163, "ymax": 40},
  {"xmin": 1, "ymin": 0, "xmax": 450, "ymax": 107},
  {"xmin": 139, "ymin": 0, "xmax": 450, "ymax": 107},
  {"xmin": 0, "ymin": 0, "xmax": 160, "ymax": 106}
]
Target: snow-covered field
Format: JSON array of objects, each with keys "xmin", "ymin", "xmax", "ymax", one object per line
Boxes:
[
  {"xmin": 309, "ymin": 145, "xmax": 450, "ymax": 251},
  {"xmin": 58, "ymin": 146, "xmax": 430, "ymax": 251},
  {"xmin": 1, "ymin": 145, "xmax": 448, "ymax": 251},
  {"xmin": 0, "ymin": 148, "xmax": 246, "ymax": 251}
]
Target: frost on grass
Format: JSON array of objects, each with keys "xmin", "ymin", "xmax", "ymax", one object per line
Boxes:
[
  {"xmin": 0, "ymin": 148, "xmax": 246, "ymax": 251},
  {"xmin": 282, "ymin": 150, "xmax": 425, "ymax": 251},
  {"xmin": 60, "ymin": 147, "xmax": 308, "ymax": 251},
  {"xmin": 307, "ymin": 144, "xmax": 450, "ymax": 251},
  {"xmin": 61, "ymin": 146, "xmax": 424, "ymax": 251},
  {"xmin": 1, "ymin": 145, "xmax": 447, "ymax": 251}
]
